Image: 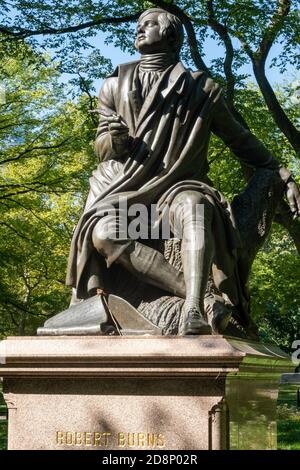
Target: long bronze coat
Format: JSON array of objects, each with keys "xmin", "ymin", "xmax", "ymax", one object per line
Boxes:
[{"xmin": 66, "ymin": 60, "xmax": 278, "ymax": 327}]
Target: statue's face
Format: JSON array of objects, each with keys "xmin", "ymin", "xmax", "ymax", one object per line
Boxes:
[{"xmin": 135, "ymin": 12, "xmax": 169, "ymax": 54}]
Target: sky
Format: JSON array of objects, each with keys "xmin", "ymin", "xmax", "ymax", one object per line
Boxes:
[
  {"xmin": 87, "ymin": 29, "xmax": 299, "ymax": 93},
  {"xmin": 2, "ymin": 3, "xmax": 299, "ymax": 95},
  {"xmin": 3, "ymin": 4, "xmax": 297, "ymax": 94}
]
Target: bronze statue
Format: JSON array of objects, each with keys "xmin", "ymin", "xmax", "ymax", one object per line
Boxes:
[{"xmin": 60, "ymin": 8, "xmax": 300, "ymax": 337}]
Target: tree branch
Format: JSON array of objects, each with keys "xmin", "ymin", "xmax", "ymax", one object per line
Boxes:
[
  {"xmin": 0, "ymin": 180, "xmax": 61, "ymax": 189},
  {"xmin": 0, "ymin": 137, "xmax": 72, "ymax": 165},
  {"xmin": 0, "ymin": 12, "xmax": 141, "ymax": 39},
  {"xmin": 0, "ymin": 99, "xmax": 26, "ymax": 108},
  {"xmin": 252, "ymin": 60, "xmax": 300, "ymax": 154},
  {"xmin": 203, "ymin": 1, "xmax": 300, "ymax": 246},
  {"xmin": 274, "ymin": 200, "xmax": 300, "ymax": 254},
  {"xmin": 258, "ymin": 0, "xmax": 291, "ymax": 63},
  {"xmin": 228, "ymin": 29, "xmax": 254, "ymax": 61},
  {"xmin": 250, "ymin": 1, "xmax": 299, "ymax": 153},
  {"xmin": 0, "ymin": 222, "xmax": 33, "ymax": 242},
  {"xmin": 151, "ymin": 0, "xmax": 208, "ymax": 72},
  {"xmin": 4, "ymin": 197, "xmax": 70, "ymax": 241},
  {"xmin": 0, "ymin": 179, "xmax": 69, "ymax": 199},
  {"xmin": 8, "ymin": 311, "xmax": 19, "ymax": 327},
  {"xmin": 227, "ymin": 0, "xmax": 299, "ymax": 154},
  {"xmin": 4, "ymin": 298, "xmax": 48, "ymax": 318},
  {"xmin": 77, "ymin": 73, "xmax": 99, "ymax": 126},
  {"xmin": 206, "ymin": 0, "xmax": 235, "ymax": 108},
  {"xmin": 0, "ymin": 119, "xmax": 39, "ymax": 132}
]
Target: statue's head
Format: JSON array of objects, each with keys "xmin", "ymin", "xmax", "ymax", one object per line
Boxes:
[{"xmin": 135, "ymin": 8, "xmax": 184, "ymax": 58}]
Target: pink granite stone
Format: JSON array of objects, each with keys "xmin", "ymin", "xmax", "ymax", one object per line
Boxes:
[{"xmin": 0, "ymin": 336, "xmax": 293, "ymax": 450}]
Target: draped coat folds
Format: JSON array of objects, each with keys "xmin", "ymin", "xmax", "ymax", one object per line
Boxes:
[{"xmin": 66, "ymin": 60, "xmax": 278, "ymax": 328}]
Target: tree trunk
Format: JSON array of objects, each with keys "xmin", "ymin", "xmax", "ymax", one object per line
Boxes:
[
  {"xmin": 274, "ymin": 201, "xmax": 300, "ymax": 254},
  {"xmin": 253, "ymin": 60, "xmax": 300, "ymax": 155}
]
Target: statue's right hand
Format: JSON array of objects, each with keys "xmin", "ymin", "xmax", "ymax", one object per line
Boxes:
[{"xmin": 105, "ymin": 114, "xmax": 129, "ymax": 139}]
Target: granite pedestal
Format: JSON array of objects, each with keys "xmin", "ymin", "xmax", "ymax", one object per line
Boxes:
[{"xmin": 0, "ymin": 336, "xmax": 293, "ymax": 450}]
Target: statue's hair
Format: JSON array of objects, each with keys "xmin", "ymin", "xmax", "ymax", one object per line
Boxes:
[{"xmin": 138, "ymin": 8, "xmax": 184, "ymax": 58}]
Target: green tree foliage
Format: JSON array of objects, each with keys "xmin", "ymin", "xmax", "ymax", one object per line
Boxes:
[
  {"xmin": 207, "ymin": 83, "xmax": 299, "ymax": 351},
  {"xmin": 251, "ymin": 227, "xmax": 300, "ymax": 352},
  {"xmin": 0, "ymin": 2, "xmax": 299, "ymax": 351},
  {"xmin": 0, "ymin": 42, "xmax": 100, "ymax": 336}
]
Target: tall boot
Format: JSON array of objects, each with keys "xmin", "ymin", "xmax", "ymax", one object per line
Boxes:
[
  {"xmin": 180, "ymin": 199, "xmax": 214, "ymax": 335},
  {"xmin": 117, "ymin": 240, "xmax": 186, "ymax": 298}
]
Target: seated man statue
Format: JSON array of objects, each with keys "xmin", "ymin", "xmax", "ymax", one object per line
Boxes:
[{"xmin": 66, "ymin": 8, "xmax": 300, "ymax": 337}]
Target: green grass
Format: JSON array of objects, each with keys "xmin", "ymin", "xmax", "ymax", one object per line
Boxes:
[
  {"xmin": 278, "ymin": 412, "xmax": 300, "ymax": 450},
  {"xmin": 0, "ymin": 421, "xmax": 7, "ymax": 451},
  {"xmin": 277, "ymin": 385, "xmax": 300, "ymax": 450},
  {"xmin": 0, "ymin": 385, "xmax": 7, "ymax": 451}
]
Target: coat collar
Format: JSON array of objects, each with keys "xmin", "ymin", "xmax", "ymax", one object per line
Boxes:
[
  {"xmin": 135, "ymin": 62, "xmax": 187, "ymax": 133},
  {"xmin": 115, "ymin": 61, "xmax": 187, "ymax": 134}
]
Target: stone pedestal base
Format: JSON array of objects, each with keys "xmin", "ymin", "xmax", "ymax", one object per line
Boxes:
[{"xmin": 0, "ymin": 336, "xmax": 293, "ymax": 450}]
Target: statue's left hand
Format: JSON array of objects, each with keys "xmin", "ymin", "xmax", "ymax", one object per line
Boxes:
[
  {"xmin": 286, "ymin": 179, "xmax": 300, "ymax": 219},
  {"xmin": 279, "ymin": 167, "xmax": 300, "ymax": 219}
]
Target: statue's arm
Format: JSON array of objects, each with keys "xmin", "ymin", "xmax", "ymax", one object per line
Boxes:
[
  {"xmin": 95, "ymin": 77, "xmax": 129, "ymax": 161},
  {"xmin": 211, "ymin": 96, "xmax": 300, "ymax": 218},
  {"xmin": 211, "ymin": 97, "xmax": 278, "ymax": 170}
]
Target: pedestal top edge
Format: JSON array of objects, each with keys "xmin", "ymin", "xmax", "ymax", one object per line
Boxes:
[{"xmin": 0, "ymin": 335, "xmax": 291, "ymax": 361}]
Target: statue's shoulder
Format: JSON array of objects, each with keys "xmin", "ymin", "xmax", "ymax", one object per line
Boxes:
[
  {"xmin": 99, "ymin": 60, "xmax": 140, "ymax": 99},
  {"xmin": 108, "ymin": 60, "xmax": 140, "ymax": 78},
  {"xmin": 189, "ymin": 69, "xmax": 206, "ymax": 80},
  {"xmin": 189, "ymin": 69, "xmax": 222, "ymax": 95}
]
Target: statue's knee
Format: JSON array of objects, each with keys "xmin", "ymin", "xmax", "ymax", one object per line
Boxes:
[
  {"xmin": 173, "ymin": 191, "xmax": 213, "ymax": 217},
  {"xmin": 177, "ymin": 190, "xmax": 204, "ymax": 206},
  {"xmin": 171, "ymin": 191, "xmax": 214, "ymax": 235},
  {"xmin": 92, "ymin": 222, "xmax": 115, "ymax": 254}
]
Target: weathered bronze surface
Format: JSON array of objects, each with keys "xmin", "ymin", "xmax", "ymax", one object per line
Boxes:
[
  {"xmin": 42, "ymin": 8, "xmax": 300, "ymax": 337},
  {"xmin": 37, "ymin": 294, "xmax": 162, "ymax": 336}
]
